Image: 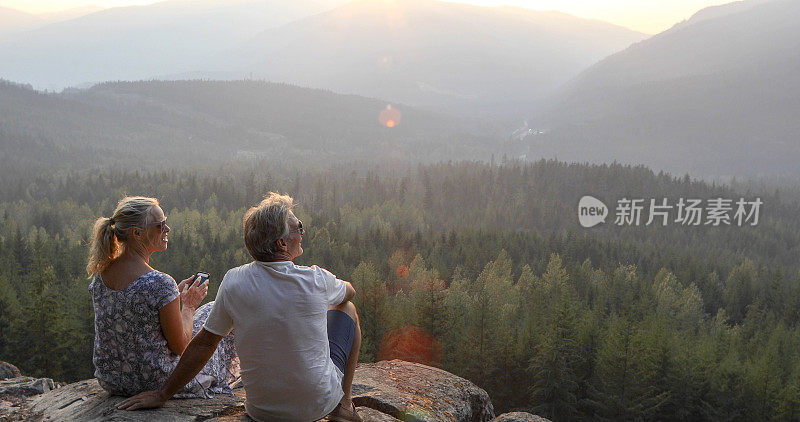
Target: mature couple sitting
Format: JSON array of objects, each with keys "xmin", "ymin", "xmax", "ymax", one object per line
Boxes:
[{"xmin": 86, "ymin": 193, "xmax": 362, "ymax": 421}]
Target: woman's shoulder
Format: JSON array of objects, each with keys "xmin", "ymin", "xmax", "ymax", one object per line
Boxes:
[
  {"xmin": 88, "ymin": 273, "xmax": 102, "ymax": 292},
  {"xmin": 130, "ymin": 270, "xmax": 176, "ymax": 294},
  {"xmin": 146, "ymin": 269, "xmax": 175, "ymax": 282},
  {"xmin": 138, "ymin": 270, "xmax": 180, "ymax": 308}
]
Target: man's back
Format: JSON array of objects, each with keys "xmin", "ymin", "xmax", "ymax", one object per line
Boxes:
[{"xmin": 203, "ymin": 260, "xmax": 347, "ymax": 422}]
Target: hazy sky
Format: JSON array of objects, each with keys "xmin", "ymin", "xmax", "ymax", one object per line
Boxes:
[{"xmin": 1, "ymin": 0, "xmax": 730, "ymax": 33}]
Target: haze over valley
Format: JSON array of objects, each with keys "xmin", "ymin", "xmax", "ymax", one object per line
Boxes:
[{"xmin": 0, "ymin": 0, "xmax": 795, "ymax": 179}]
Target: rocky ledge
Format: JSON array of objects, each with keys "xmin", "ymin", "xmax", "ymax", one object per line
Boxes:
[{"xmin": 0, "ymin": 360, "xmax": 548, "ymax": 421}]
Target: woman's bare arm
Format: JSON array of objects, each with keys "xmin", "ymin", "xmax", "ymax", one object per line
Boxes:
[
  {"xmin": 158, "ymin": 298, "xmax": 192, "ymax": 354},
  {"xmin": 159, "ymin": 275, "xmax": 208, "ymax": 355}
]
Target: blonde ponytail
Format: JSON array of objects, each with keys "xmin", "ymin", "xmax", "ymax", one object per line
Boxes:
[
  {"xmin": 86, "ymin": 196, "xmax": 159, "ymax": 276},
  {"xmin": 86, "ymin": 217, "xmax": 117, "ymax": 276}
]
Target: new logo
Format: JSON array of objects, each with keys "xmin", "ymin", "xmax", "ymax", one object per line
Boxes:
[{"xmin": 578, "ymin": 196, "xmax": 608, "ymax": 228}]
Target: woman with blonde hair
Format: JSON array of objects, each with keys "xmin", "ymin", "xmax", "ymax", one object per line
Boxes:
[{"xmin": 87, "ymin": 196, "xmax": 239, "ymax": 398}]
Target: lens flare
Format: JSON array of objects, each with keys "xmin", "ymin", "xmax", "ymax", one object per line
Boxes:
[
  {"xmin": 377, "ymin": 55, "xmax": 393, "ymax": 70},
  {"xmin": 379, "ymin": 105, "xmax": 402, "ymax": 128},
  {"xmin": 378, "ymin": 325, "xmax": 441, "ymax": 367}
]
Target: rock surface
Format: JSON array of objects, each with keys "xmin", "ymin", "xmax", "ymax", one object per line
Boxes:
[
  {"xmin": 0, "ymin": 362, "xmax": 21, "ymax": 380},
  {"xmin": 10, "ymin": 378, "xmax": 248, "ymax": 421},
  {"xmin": 491, "ymin": 412, "xmax": 551, "ymax": 422},
  {"xmin": 1, "ymin": 360, "xmax": 499, "ymax": 421},
  {"xmin": 352, "ymin": 360, "xmax": 495, "ymax": 421},
  {"xmin": 0, "ymin": 377, "xmax": 55, "ymax": 397}
]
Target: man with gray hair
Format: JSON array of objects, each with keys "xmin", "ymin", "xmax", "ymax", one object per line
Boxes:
[{"xmin": 118, "ymin": 192, "xmax": 363, "ymax": 422}]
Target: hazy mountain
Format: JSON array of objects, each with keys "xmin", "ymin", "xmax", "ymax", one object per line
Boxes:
[
  {"xmin": 0, "ymin": 6, "xmax": 43, "ymax": 34},
  {"xmin": 675, "ymin": 0, "xmax": 774, "ymax": 27},
  {"xmin": 221, "ymin": 0, "xmax": 646, "ymax": 120},
  {"xmin": 0, "ymin": 79, "xmax": 497, "ymax": 168},
  {"xmin": 0, "ymin": 5, "xmax": 104, "ymax": 39},
  {"xmin": 525, "ymin": 0, "xmax": 800, "ymax": 178},
  {"xmin": 0, "ymin": 0, "xmax": 347, "ymax": 90},
  {"xmin": 37, "ymin": 6, "xmax": 105, "ymax": 24}
]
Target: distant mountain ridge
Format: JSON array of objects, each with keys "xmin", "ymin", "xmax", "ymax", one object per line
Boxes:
[
  {"xmin": 222, "ymin": 0, "xmax": 646, "ymax": 119},
  {"xmin": 0, "ymin": 6, "xmax": 42, "ymax": 34},
  {"xmin": 0, "ymin": 5, "xmax": 105, "ymax": 37},
  {"xmin": 559, "ymin": 0, "xmax": 795, "ymax": 89},
  {"xmin": 0, "ymin": 79, "xmax": 497, "ymax": 169},
  {"xmin": 0, "ymin": 0, "xmax": 348, "ymax": 90},
  {"xmin": 0, "ymin": 0, "xmax": 645, "ymax": 119},
  {"xmin": 524, "ymin": 0, "xmax": 800, "ymax": 178},
  {"xmin": 681, "ymin": 0, "xmax": 773, "ymax": 26}
]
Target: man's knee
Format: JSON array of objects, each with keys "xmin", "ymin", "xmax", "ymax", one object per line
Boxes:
[{"xmin": 331, "ymin": 301, "xmax": 359, "ymax": 326}]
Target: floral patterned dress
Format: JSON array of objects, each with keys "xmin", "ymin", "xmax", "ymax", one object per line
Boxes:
[{"xmin": 89, "ymin": 270, "xmax": 240, "ymax": 398}]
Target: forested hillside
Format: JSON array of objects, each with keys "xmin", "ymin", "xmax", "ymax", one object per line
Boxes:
[
  {"xmin": 0, "ymin": 79, "xmax": 497, "ymax": 169},
  {"xmin": 2, "ymin": 159, "xmax": 800, "ymax": 420}
]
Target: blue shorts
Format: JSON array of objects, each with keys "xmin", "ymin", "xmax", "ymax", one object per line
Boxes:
[{"xmin": 327, "ymin": 309, "xmax": 355, "ymax": 376}]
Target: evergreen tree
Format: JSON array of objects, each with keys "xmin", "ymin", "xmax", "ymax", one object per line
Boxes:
[
  {"xmin": 530, "ymin": 294, "xmax": 580, "ymax": 420},
  {"xmin": 586, "ymin": 314, "xmax": 668, "ymax": 421},
  {"xmin": 351, "ymin": 261, "xmax": 387, "ymax": 362},
  {"xmin": 12, "ymin": 263, "xmax": 61, "ymax": 378},
  {"xmin": 0, "ymin": 275, "xmax": 21, "ymax": 358}
]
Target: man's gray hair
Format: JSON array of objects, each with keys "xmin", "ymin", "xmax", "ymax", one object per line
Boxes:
[{"xmin": 243, "ymin": 192, "xmax": 295, "ymax": 261}]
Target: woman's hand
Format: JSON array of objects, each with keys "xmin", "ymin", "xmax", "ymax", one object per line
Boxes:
[
  {"xmin": 179, "ymin": 275, "xmax": 208, "ymax": 310},
  {"xmin": 177, "ymin": 276, "xmax": 190, "ymax": 302},
  {"xmin": 176, "ymin": 276, "xmax": 194, "ymax": 301},
  {"xmin": 116, "ymin": 390, "xmax": 167, "ymax": 410}
]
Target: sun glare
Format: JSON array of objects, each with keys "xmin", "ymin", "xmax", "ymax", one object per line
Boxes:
[
  {"xmin": 378, "ymin": 325, "xmax": 441, "ymax": 366},
  {"xmin": 379, "ymin": 105, "xmax": 402, "ymax": 128}
]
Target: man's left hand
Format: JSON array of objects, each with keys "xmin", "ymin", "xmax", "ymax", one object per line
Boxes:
[{"xmin": 116, "ymin": 390, "xmax": 167, "ymax": 411}]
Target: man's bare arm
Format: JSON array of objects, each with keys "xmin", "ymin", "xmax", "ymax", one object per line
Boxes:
[
  {"xmin": 341, "ymin": 281, "xmax": 356, "ymax": 304},
  {"xmin": 116, "ymin": 328, "xmax": 223, "ymax": 410}
]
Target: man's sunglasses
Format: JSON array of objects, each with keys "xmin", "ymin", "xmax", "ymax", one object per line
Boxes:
[{"xmin": 290, "ymin": 220, "xmax": 305, "ymax": 235}]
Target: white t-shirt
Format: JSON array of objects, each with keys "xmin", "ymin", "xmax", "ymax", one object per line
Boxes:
[{"xmin": 203, "ymin": 261, "xmax": 348, "ymax": 422}]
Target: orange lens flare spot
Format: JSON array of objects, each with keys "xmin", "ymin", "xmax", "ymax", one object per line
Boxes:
[
  {"xmin": 378, "ymin": 325, "xmax": 441, "ymax": 367},
  {"xmin": 379, "ymin": 105, "xmax": 402, "ymax": 128}
]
